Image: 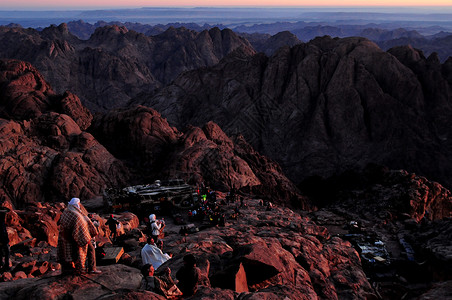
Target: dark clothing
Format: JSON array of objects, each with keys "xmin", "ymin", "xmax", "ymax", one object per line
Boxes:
[
  {"xmin": 140, "ymin": 274, "xmax": 182, "ymax": 298},
  {"xmin": 176, "ymin": 265, "xmax": 201, "ymax": 297},
  {"xmin": 0, "ymin": 212, "xmax": 10, "ymax": 269},
  {"xmin": 140, "ymin": 275, "xmax": 163, "ymax": 294},
  {"xmin": 105, "ymin": 217, "xmax": 119, "ymax": 239}
]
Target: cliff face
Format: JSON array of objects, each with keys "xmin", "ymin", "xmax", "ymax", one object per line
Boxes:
[
  {"xmin": 0, "ymin": 24, "xmax": 255, "ymax": 111},
  {"xmin": 137, "ymin": 36, "xmax": 452, "ymax": 189}
]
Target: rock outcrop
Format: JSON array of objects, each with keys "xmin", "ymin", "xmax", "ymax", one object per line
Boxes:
[
  {"xmin": 137, "ymin": 36, "xmax": 452, "ymax": 190},
  {"xmin": 0, "ymin": 59, "xmax": 129, "ymax": 208},
  {"xmin": 300, "ymin": 164, "xmax": 452, "ymax": 221},
  {"xmin": 91, "ymin": 106, "xmax": 310, "ymax": 209}
]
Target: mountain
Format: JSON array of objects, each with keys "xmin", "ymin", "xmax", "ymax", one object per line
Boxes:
[
  {"xmin": 239, "ymin": 31, "xmax": 301, "ymax": 55},
  {"xmin": 0, "ymin": 55, "xmax": 451, "ymax": 299},
  {"xmin": 377, "ymin": 34, "xmax": 452, "ymax": 62},
  {"xmin": 0, "ymin": 59, "xmax": 129, "ymax": 208},
  {"xmin": 134, "ymin": 36, "xmax": 452, "ymax": 190},
  {"xmin": 66, "ymin": 20, "xmax": 216, "ymax": 40},
  {"xmin": 0, "ymin": 58, "xmax": 308, "ymax": 210},
  {"xmin": 0, "ymin": 24, "xmax": 255, "ymax": 112}
]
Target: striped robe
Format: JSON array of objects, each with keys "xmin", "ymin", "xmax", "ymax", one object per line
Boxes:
[{"xmin": 57, "ymin": 205, "xmax": 91, "ymax": 272}]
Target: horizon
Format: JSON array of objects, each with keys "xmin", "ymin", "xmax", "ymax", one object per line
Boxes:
[
  {"xmin": 2, "ymin": 4, "xmax": 452, "ymax": 30},
  {"xmin": 0, "ymin": 4, "xmax": 452, "ymax": 11}
]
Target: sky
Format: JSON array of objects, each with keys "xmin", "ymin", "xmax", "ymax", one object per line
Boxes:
[{"xmin": 0, "ymin": 1, "xmax": 452, "ymax": 10}]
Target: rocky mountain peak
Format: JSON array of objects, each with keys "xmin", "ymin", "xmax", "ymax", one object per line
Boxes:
[
  {"xmin": 140, "ymin": 36, "xmax": 452, "ymax": 191},
  {"xmin": 0, "ymin": 59, "xmax": 128, "ymax": 208},
  {"xmin": 40, "ymin": 23, "xmax": 78, "ymax": 43}
]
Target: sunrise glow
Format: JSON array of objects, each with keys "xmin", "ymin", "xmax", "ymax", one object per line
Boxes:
[{"xmin": 0, "ymin": 0, "xmax": 452, "ymax": 10}]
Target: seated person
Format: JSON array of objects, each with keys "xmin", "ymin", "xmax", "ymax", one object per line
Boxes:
[
  {"xmin": 141, "ymin": 237, "xmax": 171, "ymax": 270},
  {"xmin": 176, "ymin": 254, "xmax": 201, "ymax": 297},
  {"xmin": 140, "ymin": 264, "xmax": 182, "ymax": 298}
]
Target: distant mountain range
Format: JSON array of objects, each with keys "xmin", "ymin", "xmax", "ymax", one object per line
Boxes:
[
  {"xmin": 0, "ymin": 23, "xmax": 255, "ymax": 112},
  {"xmin": 59, "ymin": 20, "xmax": 452, "ymax": 62}
]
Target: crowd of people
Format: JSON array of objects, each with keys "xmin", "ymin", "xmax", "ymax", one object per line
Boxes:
[
  {"xmin": 54, "ymin": 195, "xmax": 203, "ymax": 299},
  {"xmin": 53, "ymin": 182, "xmax": 259, "ymax": 298}
]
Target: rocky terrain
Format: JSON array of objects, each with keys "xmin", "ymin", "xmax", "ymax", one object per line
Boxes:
[
  {"xmin": 0, "ymin": 185, "xmax": 449, "ymax": 299},
  {"xmin": 0, "ymin": 24, "xmax": 255, "ymax": 111},
  {"xmin": 305, "ymin": 165, "xmax": 452, "ymax": 298},
  {"xmin": 0, "ymin": 198, "xmax": 374, "ymax": 299},
  {"xmin": 90, "ymin": 106, "xmax": 309, "ymax": 208},
  {"xmin": 0, "ymin": 57, "xmax": 309, "ymax": 211},
  {"xmin": 0, "ymin": 59, "xmax": 129, "ymax": 208},
  {"xmin": 136, "ymin": 36, "xmax": 452, "ymax": 191},
  {"xmin": 0, "ymin": 21, "xmax": 451, "ymax": 299}
]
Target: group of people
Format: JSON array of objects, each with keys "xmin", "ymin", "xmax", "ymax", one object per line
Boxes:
[
  {"xmin": 140, "ymin": 254, "xmax": 201, "ymax": 298},
  {"xmin": 141, "ymin": 212, "xmax": 202, "ymax": 298},
  {"xmin": 54, "ymin": 194, "xmax": 205, "ymax": 298}
]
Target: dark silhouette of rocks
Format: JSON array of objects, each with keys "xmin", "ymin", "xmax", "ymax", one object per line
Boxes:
[
  {"xmin": 378, "ymin": 34, "xmax": 452, "ymax": 62},
  {"xmin": 0, "ymin": 24, "xmax": 255, "ymax": 111},
  {"xmin": 301, "ymin": 164, "xmax": 452, "ymax": 222},
  {"xmin": 239, "ymin": 31, "xmax": 301, "ymax": 56},
  {"xmin": 66, "ymin": 19, "xmax": 215, "ymax": 40},
  {"xmin": 137, "ymin": 36, "xmax": 452, "ymax": 190}
]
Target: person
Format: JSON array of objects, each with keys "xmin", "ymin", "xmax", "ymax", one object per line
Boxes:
[
  {"xmin": 141, "ymin": 237, "xmax": 171, "ymax": 270},
  {"xmin": 266, "ymin": 202, "xmax": 273, "ymax": 211},
  {"xmin": 140, "ymin": 264, "xmax": 182, "ymax": 298},
  {"xmin": 176, "ymin": 254, "xmax": 201, "ymax": 297},
  {"xmin": 84, "ymin": 213, "xmax": 101, "ymax": 274},
  {"xmin": 57, "ymin": 198, "xmax": 92, "ymax": 275},
  {"xmin": 148, "ymin": 214, "xmax": 164, "ymax": 244},
  {"xmin": 105, "ymin": 214, "xmax": 119, "ymax": 241},
  {"xmin": 0, "ymin": 207, "xmax": 10, "ymax": 271}
]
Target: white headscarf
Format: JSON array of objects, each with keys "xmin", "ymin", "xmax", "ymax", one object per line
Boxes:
[
  {"xmin": 149, "ymin": 214, "xmax": 156, "ymax": 222},
  {"xmin": 69, "ymin": 197, "xmax": 80, "ymax": 209}
]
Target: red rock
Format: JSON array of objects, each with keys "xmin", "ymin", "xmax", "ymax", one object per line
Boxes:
[
  {"xmin": 1, "ymin": 272, "xmax": 13, "ymax": 282},
  {"xmin": 13, "ymin": 271, "xmax": 27, "ymax": 280},
  {"xmin": 91, "ymin": 106, "xmax": 311, "ymax": 208}
]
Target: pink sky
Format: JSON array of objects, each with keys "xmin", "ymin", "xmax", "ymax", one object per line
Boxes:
[{"xmin": 1, "ymin": 1, "xmax": 452, "ymax": 9}]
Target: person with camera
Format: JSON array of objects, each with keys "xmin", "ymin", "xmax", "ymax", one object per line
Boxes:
[{"xmin": 148, "ymin": 214, "xmax": 165, "ymax": 244}]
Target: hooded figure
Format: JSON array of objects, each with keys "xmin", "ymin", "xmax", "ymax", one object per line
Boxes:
[{"xmin": 57, "ymin": 198, "xmax": 91, "ymax": 274}]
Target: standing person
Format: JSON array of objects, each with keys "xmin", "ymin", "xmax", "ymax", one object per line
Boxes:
[
  {"xmin": 84, "ymin": 213, "xmax": 101, "ymax": 274},
  {"xmin": 105, "ymin": 214, "xmax": 119, "ymax": 242},
  {"xmin": 0, "ymin": 207, "xmax": 10, "ymax": 271},
  {"xmin": 148, "ymin": 214, "xmax": 164, "ymax": 244},
  {"xmin": 57, "ymin": 198, "xmax": 91, "ymax": 275},
  {"xmin": 176, "ymin": 254, "xmax": 201, "ymax": 297}
]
